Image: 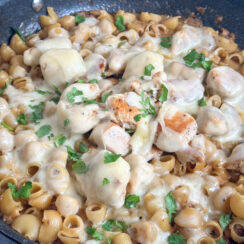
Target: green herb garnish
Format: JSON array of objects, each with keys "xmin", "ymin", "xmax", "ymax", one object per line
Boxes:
[
  {"xmin": 0, "ymin": 83, "xmax": 7, "ymax": 95},
  {"xmin": 90, "ymin": 79, "xmax": 98, "ymax": 84},
  {"xmin": 75, "ymin": 15, "xmax": 85, "ymax": 24},
  {"xmin": 11, "ymin": 27, "xmax": 26, "ymax": 42},
  {"xmin": 159, "ymin": 84, "xmax": 168, "ymax": 102},
  {"xmin": 79, "ymin": 142, "xmax": 89, "ymax": 153},
  {"xmin": 118, "ymin": 41, "xmax": 126, "ymax": 47},
  {"xmin": 67, "ymin": 87, "xmax": 83, "ymax": 103},
  {"xmin": 72, "ymin": 160, "xmax": 88, "ymax": 174},
  {"xmin": 77, "ymin": 78, "xmax": 85, "ymax": 83},
  {"xmin": 29, "ymin": 102, "xmax": 45, "ymax": 124},
  {"xmin": 102, "ymin": 219, "xmax": 127, "ymax": 231},
  {"xmin": 66, "ymin": 146, "xmax": 81, "ymax": 161},
  {"xmin": 168, "ymin": 232, "xmax": 186, "ymax": 244},
  {"xmin": 54, "ymin": 134, "xmax": 66, "ymax": 147},
  {"xmin": 104, "ymin": 152, "xmax": 121, "ymax": 163},
  {"xmin": 219, "ymin": 213, "xmax": 232, "ymax": 232},
  {"xmin": 101, "ymin": 91, "xmax": 112, "ymax": 103},
  {"xmin": 36, "ymin": 125, "xmax": 51, "ymax": 138},
  {"xmin": 124, "ymin": 194, "xmax": 140, "ymax": 208},
  {"xmin": 0, "ymin": 121, "xmax": 13, "ymax": 131},
  {"xmin": 36, "ymin": 90, "xmax": 52, "ymax": 95},
  {"xmin": 8, "ymin": 181, "xmax": 32, "ymax": 199},
  {"xmin": 160, "ymin": 36, "xmax": 172, "ymax": 48},
  {"xmin": 216, "ymin": 238, "xmax": 225, "ymax": 244},
  {"xmin": 165, "ymin": 191, "xmax": 177, "ymax": 224},
  {"xmin": 16, "ymin": 113, "xmax": 27, "ymax": 125},
  {"xmin": 144, "ymin": 64, "xmax": 155, "ymax": 76},
  {"xmin": 82, "ymin": 97, "xmax": 98, "ymax": 104},
  {"xmin": 198, "ymin": 97, "xmax": 207, "ymax": 106},
  {"xmin": 103, "ymin": 178, "xmax": 110, "ymax": 186},
  {"xmin": 86, "ymin": 227, "xmax": 103, "ymax": 241},
  {"xmin": 115, "ymin": 15, "xmax": 125, "ymax": 31},
  {"xmin": 64, "ymin": 119, "xmax": 70, "ymax": 127}
]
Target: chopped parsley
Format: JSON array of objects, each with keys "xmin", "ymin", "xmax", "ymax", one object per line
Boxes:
[
  {"xmin": 102, "ymin": 219, "xmax": 127, "ymax": 231},
  {"xmin": 75, "ymin": 15, "xmax": 85, "ymax": 24},
  {"xmin": 64, "ymin": 119, "xmax": 70, "ymax": 127},
  {"xmin": 11, "ymin": 27, "xmax": 26, "ymax": 42},
  {"xmin": 125, "ymin": 129, "xmax": 135, "ymax": 134},
  {"xmin": 118, "ymin": 41, "xmax": 126, "ymax": 47},
  {"xmin": 119, "ymin": 78, "xmax": 125, "ymax": 82},
  {"xmin": 124, "ymin": 194, "xmax": 140, "ymax": 208},
  {"xmin": 79, "ymin": 142, "xmax": 89, "ymax": 153},
  {"xmin": 115, "ymin": 15, "xmax": 125, "ymax": 31},
  {"xmin": 66, "ymin": 146, "xmax": 81, "ymax": 161},
  {"xmin": 183, "ymin": 49, "xmax": 212, "ymax": 71},
  {"xmin": 104, "ymin": 152, "xmax": 121, "ymax": 163},
  {"xmin": 86, "ymin": 227, "xmax": 103, "ymax": 241},
  {"xmin": 160, "ymin": 36, "xmax": 172, "ymax": 48},
  {"xmin": 36, "ymin": 125, "xmax": 52, "ymax": 138},
  {"xmin": 198, "ymin": 97, "xmax": 207, "ymax": 106},
  {"xmin": 8, "ymin": 181, "xmax": 32, "ymax": 199},
  {"xmin": 29, "ymin": 102, "xmax": 45, "ymax": 124},
  {"xmin": 159, "ymin": 84, "xmax": 168, "ymax": 102},
  {"xmin": 216, "ymin": 238, "xmax": 225, "ymax": 244},
  {"xmin": 0, "ymin": 83, "xmax": 7, "ymax": 95},
  {"xmin": 219, "ymin": 213, "xmax": 232, "ymax": 232},
  {"xmin": 77, "ymin": 78, "xmax": 85, "ymax": 83},
  {"xmin": 103, "ymin": 178, "xmax": 110, "ymax": 186},
  {"xmin": 16, "ymin": 113, "xmax": 27, "ymax": 125},
  {"xmin": 134, "ymin": 91, "xmax": 156, "ymax": 122},
  {"xmin": 82, "ymin": 97, "xmax": 98, "ymax": 104},
  {"xmin": 101, "ymin": 91, "xmax": 112, "ymax": 103},
  {"xmin": 101, "ymin": 72, "xmax": 105, "ymax": 78},
  {"xmin": 48, "ymin": 133, "xmax": 54, "ymax": 140},
  {"xmin": 50, "ymin": 96, "xmax": 60, "ymax": 104},
  {"xmin": 36, "ymin": 90, "xmax": 52, "ymax": 95},
  {"xmin": 165, "ymin": 191, "xmax": 177, "ymax": 224},
  {"xmin": 0, "ymin": 121, "xmax": 13, "ymax": 131},
  {"xmin": 90, "ymin": 79, "xmax": 98, "ymax": 84},
  {"xmin": 67, "ymin": 87, "xmax": 83, "ymax": 103},
  {"xmin": 168, "ymin": 232, "xmax": 186, "ymax": 244},
  {"xmin": 54, "ymin": 134, "xmax": 66, "ymax": 147},
  {"xmin": 72, "ymin": 160, "xmax": 88, "ymax": 174},
  {"xmin": 144, "ymin": 64, "xmax": 155, "ymax": 76},
  {"xmin": 140, "ymin": 76, "xmax": 145, "ymax": 80}
]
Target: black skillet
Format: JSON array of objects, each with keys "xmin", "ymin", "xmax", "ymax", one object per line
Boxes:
[{"xmin": 0, "ymin": 0, "xmax": 243, "ymax": 243}]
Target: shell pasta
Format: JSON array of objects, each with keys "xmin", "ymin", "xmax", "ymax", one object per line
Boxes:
[{"xmin": 0, "ymin": 6, "xmax": 244, "ymax": 244}]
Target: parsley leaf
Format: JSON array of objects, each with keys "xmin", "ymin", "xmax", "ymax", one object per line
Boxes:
[
  {"xmin": 8, "ymin": 181, "xmax": 32, "ymax": 199},
  {"xmin": 11, "ymin": 27, "xmax": 26, "ymax": 42},
  {"xmin": 134, "ymin": 91, "xmax": 156, "ymax": 122},
  {"xmin": 16, "ymin": 113, "xmax": 27, "ymax": 125},
  {"xmin": 50, "ymin": 96, "xmax": 60, "ymax": 104},
  {"xmin": 144, "ymin": 64, "xmax": 155, "ymax": 76},
  {"xmin": 104, "ymin": 152, "xmax": 121, "ymax": 163},
  {"xmin": 36, "ymin": 90, "xmax": 52, "ymax": 95},
  {"xmin": 219, "ymin": 213, "xmax": 232, "ymax": 232},
  {"xmin": 66, "ymin": 146, "xmax": 81, "ymax": 161},
  {"xmin": 64, "ymin": 119, "xmax": 70, "ymax": 127},
  {"xmin": 168, "ymin": 232, "xmax": 186, "ymax": 244},
  {"xmin": 1, "ymin": 121, "xmax": 14, "ymax": 131},
  {"xmin": 107, "ymin": 238, "xmax": 112, "ymax": 244},
  {"xmin": 160, "ymin": 36, "xmax": 172, "ymax": 48},
  {"xmin": 165, "ymin": 191, "xmax": 177, "ymax": 224},
  {"xmin": 67, "ymin": 87, "xmax": 83, "ymax": 103},
  {"xmin": 101, "ymin": 91, "xmax": 112, "ymax": 103},
  {"xmin": 0, "ymin": 83, "xmax": 7, "ymax": 95},
  {"xmin": 118, "ymin": 41, "xmax": 126, "ymax": 47},
  {"xmin": 216, "ymin": 238, "xmax": 225, "ymax": 244},
  {"xmin": 115, "ymin": 15, "xmax": 125, "ymax": 31},
  {"xmin": 183, "ymin": 49, "xmax": 212, "ymax": 71},
  {"xmin": 102, "ymin": 219, "xmax": 128, "ymax": 232},
  {"xmin": 54, "ymin": 134, "xmax": 66, "ymax": 147},
  {"xmin": 159, "ymin": 84, "xmax": 168, "ymax": 102},
  {"xmin": 72, "ymin": 160, "xmax": 88, "ymax": 174},
  {"xmin": 86, "ymin": 227, "xmax": 103, "ymax": 241},
  {"xmin": 29, "ymin": 102, "xmax": 45, "ymax": 124},
  {"xmin": 36, "ymin": 125, "xmax": 52, "ymax": 138},
  {"xmin": 102, "ymin": 219, "xmax": 114, "ymax": 231},
  {"xmin": 82, "ymin": 97, "xmax": 98, "ymax": 104},
  {"xmin": 77, "ymin": 78, "xmax": 85, "ymax": 83},
  {"xmin": 75, "ymin": 15, "xmax": 85, "ymax": 24},
  {"xmin": 125, "ymin": 194, "xmax": 140, "ymax": 208},
  {"xmin": 79, "ymin": 142, "xmax": 89, "ymax": 153},
  {"xmin": 198, "ymin": 97, "xmax": 207, "ymax": 107},
  {"xmin": 103, "ymin": 178, "xmax": 110, "ymax": 186},
  {"xmin": 90, "ymin": 79, "xmax": 98, "ymax": 84}
]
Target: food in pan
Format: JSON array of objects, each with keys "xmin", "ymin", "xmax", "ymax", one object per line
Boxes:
[{"xmin": 0, "ymin": 6, "xmax": 244, "ymax": 244}]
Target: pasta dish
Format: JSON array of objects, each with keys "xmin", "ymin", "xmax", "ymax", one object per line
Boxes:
[{"xmin": 0, "ymin": 7, "xmax": 244, "ymax": 244}]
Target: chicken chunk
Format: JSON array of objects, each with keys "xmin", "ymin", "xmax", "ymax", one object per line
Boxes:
[
  {"xmin": 75, "ymin": 150, "xmax": 130, "ymax": 208},
  {"xmin": 0, "ymin": 128, "xmax": 14, "ymax": 153},
  {"xmin": 40, "ymin": 48, "xmax": 86, "ymax": 87},
  {"xmin": 106, "ymin": 92, "xmax": 142, "ymax": 129},
  {"xmin": 206, "ymin": 66, "xmax": 244, "ymax": 99},
  {"xmin": 89, "ymin": 122, "xmax": 130, "ymax": 156},
  {"xmin": 155, "ymin": 103, "xmax": 197, "ymax": 152},
  {"xmin": 125, "ymin": 154, "xmax": 153, "ymax": 195},
  {"xmin": 123, "ymin": 51, "xmax": 165, "ymax": 79},
  {"xmin": 225, "ymin": 143, "xmax": 244, "ymax": 174},
  {"xmin": 196, "ymin": 103, "xmax": 241, "ymax": 140}
]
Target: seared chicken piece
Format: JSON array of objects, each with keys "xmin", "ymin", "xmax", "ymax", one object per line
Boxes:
[
  {"xmin": 89, "ymin": 121, "xmax": 130, "ymax": 156},
  {"xmin": 106, "ymin": 92, "xmax": 142, "ymax": 129},
  {"xmin": 207, "ymin": 66, "xmax": 244, "ymax": 99},
  {"xmin": 197, "ymin": 103, "xmax": 241, "ymax": 139},
  {"xmin": 155, "ymin": 103, "xmax": 197, "ymax": 152},
  {"xmin": 125, "ymin": 154, "xmax": 153, "ymax": 194},
  {"xmin": 225, "ymin": 143, "xmax": 244, "ymax": 174},
  {"xmin": 40, "ymin": 48, "xmax": 86, "ymax": 87},
  {"xmin": 75, "ymin": 150, "xmax": 130, "ymax": 208}
]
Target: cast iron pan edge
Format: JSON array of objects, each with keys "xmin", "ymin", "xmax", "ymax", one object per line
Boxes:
[{"xmin": 0, "ymin": 0, "xmax": 243, "ymax": 243}]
